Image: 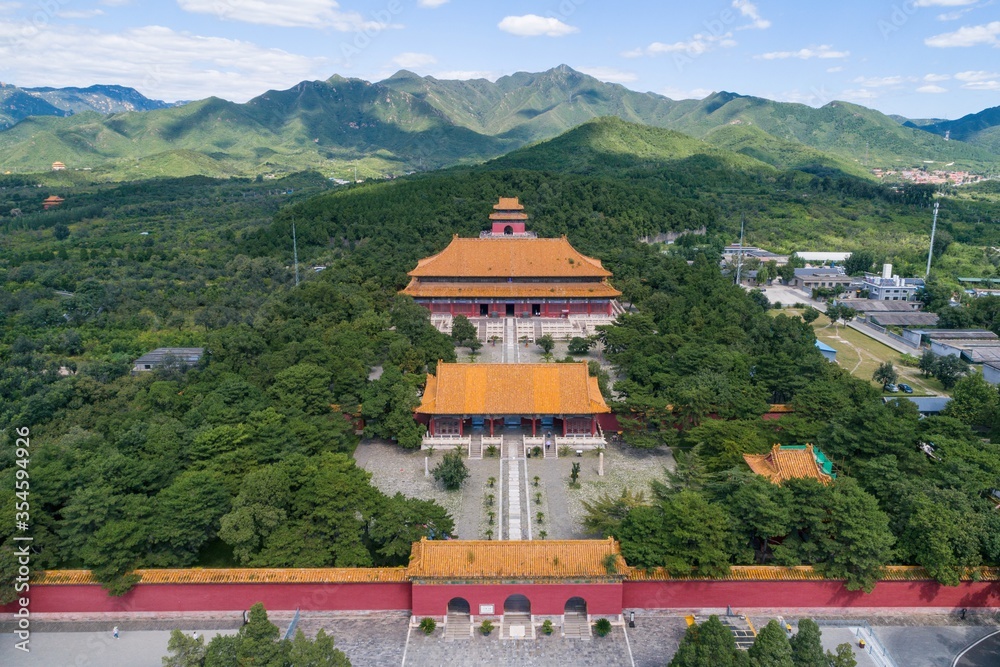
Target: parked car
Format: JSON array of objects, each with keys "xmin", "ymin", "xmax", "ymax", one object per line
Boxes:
[
  {"xmin": 883, "ymin": 383, "xmax": 899, "ymax": 393},
  {"xmin": 898, "ymin": 383, "xmax": 913, "ymax": 394}
]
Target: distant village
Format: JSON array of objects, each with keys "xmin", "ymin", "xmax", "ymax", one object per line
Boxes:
[{"xmin": 871, "ymin": 167, "xmax": 988, "ymax": 186}]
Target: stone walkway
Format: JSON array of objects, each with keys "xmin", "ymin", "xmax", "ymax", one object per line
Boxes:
[{"xmin": 404, "ymin": 624, "xmax": 635, "ymax": 667}]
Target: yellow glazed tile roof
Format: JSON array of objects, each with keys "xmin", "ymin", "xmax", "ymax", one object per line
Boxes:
[
  {"xmin": 416, "ymin": 362, "xmax": 611, "ymax": 415},
  {"xmin": 493, "ymin": 197, "xmax": 525, "ymax": 210},
  {"xmin": 408, "ymin": 237, "xmax": 611, "ymax": 279},
  {"xmin": 407, "ymin": 538, "xmax": 625, "ymax": 581},
  {"xmin": 744, "ymin": 444, "xmax": 833, "ymax": 485},
  {"xmin": 401, "ymin": 280, "xmax": 621, "ymax": 299},
  {"xmin": 33, "ymin": 568, "xmax": 407, "ymax": 585},
  {"xmin": 626, "ymin": 565, "xmax": 1000, "ymax": 582}
]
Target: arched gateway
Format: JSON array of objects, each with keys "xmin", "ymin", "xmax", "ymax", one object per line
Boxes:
[{"xmin": 407, "ymin": 538, "xmax": 627, "ymax": 631}]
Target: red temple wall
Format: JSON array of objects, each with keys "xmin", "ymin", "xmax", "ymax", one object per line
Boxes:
[
  {"xmin": 622, "ymin": 579, "xmax": 1000, "ymax": 609},
  {"xmin": 0, "ymin": 582, "xmax": 412, "ymax": 614}
]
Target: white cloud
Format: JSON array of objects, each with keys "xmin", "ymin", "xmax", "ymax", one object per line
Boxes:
[
  {"xmin": 955, "ymin": 69, "xmax": 999, "ymax": 81},
  {"xmin": 962, "ymin": 80, "xmax": 1000, "ymax": 90},
  {"xmin": 937, "ymin": 8, "xmax": 975, "ymax": 20},
  {"xmin": 661, "ymin": 86, "xmax": 712, "ymax": 100},
  {"xmin": 576, "ymin": 67, "xmax": 638, "ymax": 83},
  {"xmin": 756, "ymin": 45, "xmax": 850, "ymax": 60},
  {"xmin": 826, "ymin": 66, "xmax": 844, "ymax": 72},
  {"xmin": 954, "ymin": 71, "xmax": 1000, "ymax": 90},
  {"xmin": 839, "ymin": 88, "xmax": 881, "ymax": 104},
  {"xmin": 916, "ymin": 84, "xmax": 948, "ymax": 93},
  {"xmin": 418, "ymin": 0, "xmax": 448, "ymax": 6},
  {"xmin": 433, "ymin": 70, "xmax": 501, "ymax": 81},
  {"xmin": 498, "ymin": 14, "xmax": 578, "ymax": 37},
  {"xmin": 56, "ymin": 9, "xmax": 105, "ymax": 18},
  {"xmin": 176, "ymin": 0, "xmax": 390, "ymax": 31},
  {"xmin": 925, "ymin": 21, "xmax": 1000, "ymax": 47},
  {"xmin": 625, "ymin": 3, "xmax": 768, "ymax": 59},
  {"xmin": 391, "ymin": 52, "xmax": 436, "ymax": 69},
  {"xmin": 923, "ymin": 73, "xmax": 951, "ymax": 81},
  {"xmin": 626, "ymin": 31, "xmax": 736, "ymax": 58},
  {"xmin": 853, "ymin": 75, "xmax": 909, "ymax": 88},
  {"xmin": 732, "ymin": 0, "xmax": 771, "ymax": 30},
  {"xmin": 0, "ymin": 22, "xmax": 326, "ymax": 102}
]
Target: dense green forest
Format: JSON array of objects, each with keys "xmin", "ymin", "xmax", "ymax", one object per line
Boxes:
[{"xmin": 3, "ymin": 118, "xmax": 1000, "ymax": 601}]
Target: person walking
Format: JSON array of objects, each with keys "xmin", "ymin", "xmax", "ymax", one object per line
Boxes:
[{"xmin": 113, "ymin": 626, "xmax": 119, "ymax": 639}]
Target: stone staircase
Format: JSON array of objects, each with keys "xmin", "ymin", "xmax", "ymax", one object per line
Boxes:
[
  {"xmin": 468, "ymin": 435, "xmax": 483, "ymax": 459},
  {"xmin": 444, "ymin": 613, "xmax": 471, "ymax": 640},
  {"xmin": 562, "ymin": 613, "xmax": 591, "ymax": 640},
  {"xmin": 502, "ymin": 612, "xmax": 534, "ymax": 639}
]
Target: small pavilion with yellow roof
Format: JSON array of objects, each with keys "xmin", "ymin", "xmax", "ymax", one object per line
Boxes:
[
  {"xmin": 743, "ymin": 444, "xmax": 836, "ymax": 485},
  {"xmin": 415, "ymin": 361, "xmax": 610, "ymax": 439},
  {"xmin": 401, "ymin": 197, "xmax": 620, "ymax": 318}
]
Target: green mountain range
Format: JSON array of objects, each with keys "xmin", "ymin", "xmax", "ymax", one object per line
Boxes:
[
  {"xmin": 903, "ymin": 105, "xmax": 1000, "ymax": 156},
  {"xmin": 2, "ymin": 66, "xmax": 998, "ymax": 179},
  {"xmin": 0, "ymin": 83, "xmax": 171, "ymax": 129}
]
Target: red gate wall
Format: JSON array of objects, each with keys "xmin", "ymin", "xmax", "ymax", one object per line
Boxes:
[{"xmin": 410, "ymin": 582, "xmax": 622, "ymax": 616}]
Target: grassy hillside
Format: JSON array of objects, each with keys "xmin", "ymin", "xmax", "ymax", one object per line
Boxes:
[{"xmin": 701, "ymin": 123, "xmax": 870, "ymax": 177}]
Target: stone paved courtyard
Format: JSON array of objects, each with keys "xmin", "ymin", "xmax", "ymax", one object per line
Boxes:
[{"xmin": 355, "ymin": 439, "xmax": 674, "ymax": 542}]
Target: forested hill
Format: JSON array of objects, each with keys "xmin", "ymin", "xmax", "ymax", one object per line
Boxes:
[
  {"xmin": 252, "ymin": 117, "xmax": 1000, "ymax": 281},
  {"xmin": 1, "ymin": 66, "xmax": 997, "ymax": 179}
]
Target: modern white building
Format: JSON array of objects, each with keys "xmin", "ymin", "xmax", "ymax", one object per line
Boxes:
[
  {"xmin": 793, "ymin": 251, "xmax": 851, "ymax": 263},
  {"xmin": 862, "ymin": 264, "xmax": 924, "ymax": 302}
]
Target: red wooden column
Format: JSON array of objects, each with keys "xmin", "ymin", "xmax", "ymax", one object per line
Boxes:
[
  {"xmin": 458, "ymin": 418, "xmax": 463, "ymax": 436},
  {"xmin": 531, "ymin": 417, "xmax": 536, "ymax": 436},
  {"xmin": 429, "ymin": 418, "xmax": 435, "ymax": 436},
  {"xmin": 587, "ymin": 301, "xmax": 592, "ymax": 315},
  {"xmin": 489, "ymin": 417, "xmax": 494, "ymax": 436},
  {"xmin": 591, "ymin": 416, "xmax": 596, "ymax": 435},
  {"xmin": 562, "ymin": 417, "xmax": 567, "ymax": 436}
]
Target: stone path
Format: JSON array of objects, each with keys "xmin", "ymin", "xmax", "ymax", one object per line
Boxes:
[
  {"xmin": 506, "ymin": 448, "xmax": 522, "ymax": 540},
  {"xmin": 404, "ymin": 624, "xmax": 635, "ymax": 667}
]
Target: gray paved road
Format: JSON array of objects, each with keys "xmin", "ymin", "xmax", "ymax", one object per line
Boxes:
[
  {"xmin": 954, "ymin": 630, "xmax": 1000, "ymax": 667},
  {"xmin": 878, "ymin": 626, "xmax": 998, "ymax": 667},
  {"xmin": 0, "ymin": 629, "xmax": 235, "ymax": 667}
]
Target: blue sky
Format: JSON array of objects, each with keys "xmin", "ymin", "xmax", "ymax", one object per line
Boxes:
[{"xmin": 0, "ymin": 0, "xmax": 997, "ymax": 118}]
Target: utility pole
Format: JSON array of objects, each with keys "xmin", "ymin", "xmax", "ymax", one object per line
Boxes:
[
  {"xmin": 735, "ymin": 214, "xmax": 745, "ymax": 286},
  {"xmin": 292, "ymin": 221, "xmax": 300, "ymax": 287},
  {"xmin": 925, "ymin": 201, "xmax": 939, "ymax": 278}
]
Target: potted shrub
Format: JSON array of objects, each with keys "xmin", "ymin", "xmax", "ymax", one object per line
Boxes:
[
  {"xmin": 541, "ymin": 619, "xmax": 554, "ymax": 636},
  {"xmin": 479, "ymin": 620, "xmax": 494, "ymax": 636},
  {"xmin": 593, "ymin": 618, "xmax": 612, "ymax": 637},
  {"xmin": 419, "ymin": 617, "xmax": 436, "ymax": 635}
]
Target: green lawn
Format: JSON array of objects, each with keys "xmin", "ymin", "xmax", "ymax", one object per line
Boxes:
[{"xmin": 810, "ymin": 314, "xmax": 946, "ymax": 395}]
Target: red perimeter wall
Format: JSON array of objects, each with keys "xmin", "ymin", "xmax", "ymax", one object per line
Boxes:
[
  {"xmin": 1, "ymin": 582, "xmax": 411, "ymax": 614},
  {"xmin": 623, "ymin": 579, "xmax": 1000, "ymax": 609},
  {"xmin": 6, "ymin": 579, "xmax": 999, "ymax": 615},
  {"xmin": 411, "ymin": 582, "xmax": 623, "ymax": 616}
]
